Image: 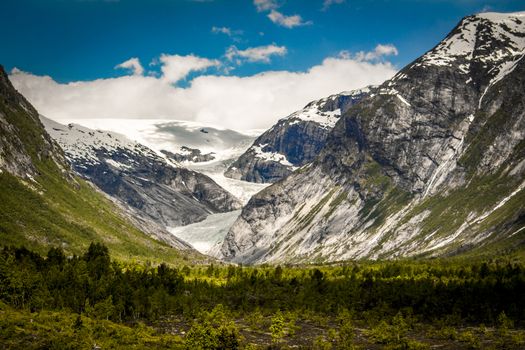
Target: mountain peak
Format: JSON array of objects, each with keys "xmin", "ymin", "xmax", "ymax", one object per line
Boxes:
[
  {"xmin": 414, "ymin": 11, "xmax": 525, "ymax": 77},
  {"xmin": 475, "ymin": 11, "xmax": 525, "ymax": 21}
]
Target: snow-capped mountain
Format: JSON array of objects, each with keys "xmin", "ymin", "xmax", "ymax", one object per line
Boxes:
[
  {"xmin": 225, "ymin": 88, "xmax": 372, "ymax": 183},
  {"xmin": 40, "ymin": 117, "xmax": 273, "ymax": 252},
  {"xmin": 41, "ymin": 117, "xmax": 242, "ymax": 240},
  {"xmin": 219, "ymin": 11, "xmax": 525, "ymax": 264},
  {"xmin": 64, "ymin": 118, "xmax": 269, "ymax": 204}
]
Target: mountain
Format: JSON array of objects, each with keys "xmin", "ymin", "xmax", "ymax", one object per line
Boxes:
[
  {"xmin": 0, "ymin": 65, "xmax": 203, "ymax": 264},
  {"xmin": 219, "ymin": 11, "xmax": 525, "ymax": 264},
  {"xmin": 41, "ymin": 117, "xmax": 242, "ymax": 231},
  {"xmin": 56, "ymin": 118, "xmax": 268, "ymax": 203},
  {"xmin": 41, "ymin": 118, "xmax": 269, "ymax": 253},
  {"xmin": 225, "ymin": 88, "xmax": 371, "ymax": 183}
]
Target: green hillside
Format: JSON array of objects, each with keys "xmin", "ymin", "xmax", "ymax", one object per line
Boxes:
[{"xmin": 0, "ymin": 66, "xmax": 202, "ymax": 265}]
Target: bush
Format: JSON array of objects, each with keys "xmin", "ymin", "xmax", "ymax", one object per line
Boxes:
[{"xmin": 185, "ymin": 305, "xmax": 240, "ymax": 350}]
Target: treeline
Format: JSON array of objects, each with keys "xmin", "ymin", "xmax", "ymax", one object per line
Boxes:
[{"xmin": 1, "ymin": 243, "xmax": 524, "ymax": 326}]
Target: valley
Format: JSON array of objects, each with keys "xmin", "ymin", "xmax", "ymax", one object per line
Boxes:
[{"xmin": 1, "ymin": 4, "xmax": 525, "ymax": 349}]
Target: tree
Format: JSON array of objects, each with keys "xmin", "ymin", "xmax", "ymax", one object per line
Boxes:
[{"xmin": 47, "ymin": 247, "xmax": 66, "ymax": 266}]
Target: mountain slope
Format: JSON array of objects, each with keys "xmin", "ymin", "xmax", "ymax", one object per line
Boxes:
[
  {"xmin": 219, "ymin": 11, "xmax": 525, "ymax": 264},
  {"xmin": 0, "ymin": 65, "xmax": 203, "ymax": 264},
  {"xmin": 225, "ymin": 88, "xmax": 371, "ymax": 183},
  {"xmin": 41, "ymin": 117, "xmax": 241, "ymax": 230}
]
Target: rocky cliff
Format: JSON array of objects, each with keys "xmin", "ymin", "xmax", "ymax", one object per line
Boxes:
[
  {"xmin": 224, "ymin": 88, "xmax": 371, "ymax": 183},
  {"xmin": 0, "ymin": 66, "xmax": 67, "ymax": 179},
  {"xmin": 219, "ymin": 11, "xmax": 525, "ymax": 264},
  {"xmin": 161, "ymin": 147, "xmax": 216, "ymax": 163}
]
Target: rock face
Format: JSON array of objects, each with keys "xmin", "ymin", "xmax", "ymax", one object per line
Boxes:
[
  {"xmin": 225, "ymin": 88, "xmax": 371, "ymax": 183},
  {"xmin": 42, "ymin": 117, "xmax": 242, "ymax": 231},
  {"xmin": 220, "ymin": 11, "xmax": 525, "ymax": 264},
  {"xmin": 0, "ymin": 66, "xmax": 67, "ymax": 179},
  {"xmin": 161, "ymin": 147, "xmax": 216, "ymax": 163}
]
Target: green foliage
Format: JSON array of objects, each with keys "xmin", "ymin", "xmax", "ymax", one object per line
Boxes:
[
  {"xmin": 498, "ymin": 311, "xmax": 514, "ymax": 331},
  {"xmin": 246, "ymin": 308, "xmax": 265, "ymax": 331},
  {"xmin": 456, "ymin": 330, "xmax": 480, "ymax": 349},
  {"xmin": 185, "ymin": 304, "xmax": 240, "ymax": 349},
  {"xmin": 367, "ymin": 312, "xmax": 429, "ymax": 350},
  {"xmin": 335, "ymin": 309, "xmax": 357, "ymax": 349},
  {"xmin": 313, "ymin": 335, "xmax": 333, "ymax": 349},
  {"xmin": 1, "ymin": 244, "xmax": 525, "ymax": 348},
  {"xmin": 269, "ymin": 310, "xmax": 287, "ymax": 343},
  {"xmin": 0, "ymin": 301, "xmax": 183, "ymax": 349}
]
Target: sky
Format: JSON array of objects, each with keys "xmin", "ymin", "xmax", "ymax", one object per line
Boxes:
[{"xmin": 2, "ymin": 0, "xmax": 524, "ymax": 130}]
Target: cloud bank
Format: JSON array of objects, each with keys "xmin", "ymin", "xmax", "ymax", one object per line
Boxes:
[
  {"xmin": 356, "ymin": 44, "xmax": 399, "ymax": 61},
  {"xmin": 158, "ymin": 54, "xmax": 220, "ymax": 83},
  {"xmin": 10, "ymin": 51, "xmax": 397, "ymax": 131}
]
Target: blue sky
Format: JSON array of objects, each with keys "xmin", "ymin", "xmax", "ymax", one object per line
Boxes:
[
  {"xmin": 2, "ymin": 0, "xmax": 525, "ymax": 130},
  {"xmin": 2, "ymin": 0, "xmax": 524, "ymax": 82}
]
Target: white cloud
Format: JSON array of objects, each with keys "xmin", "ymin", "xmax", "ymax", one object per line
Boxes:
[
  {"xmin": 158, "ymin": 54, "xmax": 220, "ymax": 83},
  {"xmin": 226, "ymin": 44, "xmax": 287, "ymax": 63},
  {"xmin": 211, "ymin": 26, "xmax": 232, "ymax": 36},
  {"xmin": 9, "ymin": 53, "xmax": 397, "ymax": 131},
  {"xmin": 356, "ymin": 44, "xmax": 398, "ymax": 61},
  {"xmin": 211, "ymin": 26, "xmax": 243, "ymax": 42},
  {"xmin": 253, "ymin": 0, "xmax": 279, "ymax": 12},
  {"xmin": 322, "ymin": 0, "xmax": 345, "ymax": 11},
  {"xmin": 374, "ymin": 44, "xmax": 399, "ymax": 57},
  {"xmin": 253, "ymin": 0, "xmax": 311, "ymax": 28},
  {"xmin": 115, "ymin": 57, "xmax": 144, "ymax": 76},
  {"xmin": 267, "ymin": 10, "xmax": 311, "ymax": 28}
]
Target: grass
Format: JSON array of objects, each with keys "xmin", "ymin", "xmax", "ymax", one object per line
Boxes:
[{"xmin": 0, "ymin": 301, "xmax": 184, "ymax": 349}]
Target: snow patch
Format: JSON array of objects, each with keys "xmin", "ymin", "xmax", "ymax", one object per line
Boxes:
[
  {"xmin": 378, "ymin": 87, "xmax": 411, "ymax": 107},
  {"xmin": 252, "ymin": 144, "xmax": 296, "ymax": 168}
]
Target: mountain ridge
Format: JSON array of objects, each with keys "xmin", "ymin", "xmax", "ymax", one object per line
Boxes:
[
  {"xmin": 225, "ymin": 87, "xmax": 372, "ymax": 183},
  {"xmin": 218, "ymin": 11, "xmax": 525, "ymax": 264}
]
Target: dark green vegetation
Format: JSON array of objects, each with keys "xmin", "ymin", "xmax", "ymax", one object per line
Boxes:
[{"xmin": 1, "ymin": 244, "xmax": 524, "ymax": 349}]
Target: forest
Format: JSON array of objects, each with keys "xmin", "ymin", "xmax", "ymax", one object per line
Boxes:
[{"xmin": 0, "ymin": 243, "xmax": 524, "ymax": 349}]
